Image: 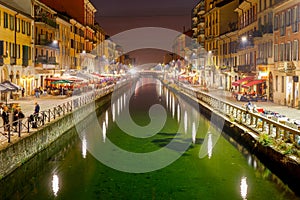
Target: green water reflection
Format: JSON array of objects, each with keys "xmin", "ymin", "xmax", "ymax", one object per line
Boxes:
[{"xmin": 1, "ymin": 78, "xmax": 298, "ymax": 200}]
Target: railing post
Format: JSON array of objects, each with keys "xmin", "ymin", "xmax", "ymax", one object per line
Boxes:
[
  {"xmin": 8, "ymin": 126, "xmax": 11, "ymax": 143},
  {"xmin": 48, "ymin": 109, "xmax": 51, "ymax": 123},
  {"xmin": 27, "ymin": 119, "xmax": 30, "ymax": 133},
  {"xmin": 42, "ymin": 111, "xmax": 45, "ymax": 126},
  {"xmin": 18, "ymin": 119, "xmax": 21, "ymax": 137}
]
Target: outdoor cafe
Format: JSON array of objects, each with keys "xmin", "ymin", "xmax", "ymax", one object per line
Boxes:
[{"xmin": 232, "ymin": 77, "xmax": 267, "ymax": 101}]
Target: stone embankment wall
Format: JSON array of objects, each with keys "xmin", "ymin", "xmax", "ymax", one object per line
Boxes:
[{"xmin": 0, "ymin": 78, "xmax": 134, "ymax": 179}]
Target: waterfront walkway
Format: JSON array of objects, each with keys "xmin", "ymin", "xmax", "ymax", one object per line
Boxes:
[
  {"xmin": 1, "ymin": 81, "xmax": 300, "ymax": 147},
  {"xmin": 206, "ymin": 88, "xmax": 300, "ymax": 122}
]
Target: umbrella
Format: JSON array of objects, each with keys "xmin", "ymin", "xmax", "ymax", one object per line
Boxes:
[
  {"xmin": 51, "ymin": 80, "xmax": 73, "ymax": 84},
  {"xmin": 0, "ymin": 83, "xmax": 16, "ymax": 105},
  {"xmin": 1, "ymin": 80, "xmax": 21, "ymax": 91}
]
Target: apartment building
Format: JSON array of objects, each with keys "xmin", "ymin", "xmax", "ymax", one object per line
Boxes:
[
  {"xmin": 273, "ymin": 1, "xmax": 300, "ymax": 107},
  {"xmin": 0, "ymin": 0, "xmax": 34, "ymax": 95},
  {"xmin": 33, "ymin": 0, "xmax": 59, "ymax": 88}
]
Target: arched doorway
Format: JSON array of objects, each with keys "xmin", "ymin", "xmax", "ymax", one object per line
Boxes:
[{"xmin": 269, "ymin": 72, "xmax": 273, "ymax": 102}]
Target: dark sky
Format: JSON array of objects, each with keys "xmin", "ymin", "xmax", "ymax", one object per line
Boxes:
[{"xmin": 90, "ymin": 0, "xmax": 197, "ymax": 65}]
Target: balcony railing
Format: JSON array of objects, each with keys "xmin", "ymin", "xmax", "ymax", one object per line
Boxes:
[
  {"xmin": 256, "ymin": 58, "xmax": 268, "ymax": 65},
  {"xmin": 35, "ymin": 56, "xmax": 57, "ymax": 64},
  {"xmin": 35, "ymin": 15, "xmax": 58, "ymax": 29},
  {"xmin": 234, "ymin": 65, "xmax": 255, "ymax": 73}
]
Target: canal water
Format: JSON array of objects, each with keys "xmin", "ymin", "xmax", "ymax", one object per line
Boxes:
[{"xmin": 0, "ymin": 77, "xmax": 299, "ymax": 200}]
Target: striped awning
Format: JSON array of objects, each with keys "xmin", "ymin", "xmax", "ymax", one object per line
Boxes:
[{"xmin": 231, "ymin": 76, "xmax": 254, "ymax": 86}]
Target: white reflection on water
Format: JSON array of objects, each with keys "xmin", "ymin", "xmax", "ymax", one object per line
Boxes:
[
  {"xmin": 82, "ymin": 135, "xmax": 87, "ymax": 159},
  {"xmin": 192, "ymin": 122, "xmax": 196, "ymax": 144},
  {"xmin": 102, "ymin": 122, "xmax": 107, "ymax": 142},
  {"xmin": 117, "ymin": 98, "xmax": 120, "ymax": 115},
  {"xmin": 166, "ymin": 90, "xmax": 169, "ymax": 108},
  {"xmin": 240, "ymin": 176, "xmax": 248, "ymax": 200},
  {"xmin": 105, "ymin": 111, "xmax": 108, "ymax": 126},
  {"xmin": 120, "ymin": 95, "xmax": 123, "ymax": 111},
  {"xmin": 172, "ymin": 96, "xmax": 175, "ymax": 118},
  {"xmin": 208, "ymin": 133, "xmax": 212, "ymax": 159},
  {"xmin": 177, "ymin": 104, "xmax": 180, "ymax": 122},
  {"xmin": 123, "ymin": 93, "xmax": 126, "ymax": 107},
  {"xmin": 52, "ymin": 174, "xmax": 59, "ymax": 197},
  {"xmin": 184, "ymin": 111, "xmax": 187, "ymax": 134},
  {"xmin": 112, "ymin": 103, "xmax": 115, "ymax": 122}
]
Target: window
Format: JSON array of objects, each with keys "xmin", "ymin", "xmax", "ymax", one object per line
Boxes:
[
  {"xmin": 292, "ymin": 6, "xmax": 299, "ymax": 32},
  {"xmin": 286, "ymin": 10, "xmax": 291, "ymax": 26},
  {"xmin": 21, "ymin": 20, "xmax": 25, "ymax": 34},
  {"xmin": 10, "ymin": 43, "xmax": 14, "ymax": 57},
  {"xmin": 275, "ymin": 75, "xmax": 278, "ymax": 92},
  {"xmin": 280, "ymin": 13, "xmax": 285, "ymax": 36},
  {"xmin": 9, "ymin": 14, "xmax": 14, "ymax": 30},
  {"xmin": 5, "ymin": 42, "xmax": 8, "ymax": 57},
  {"xmin": 26, "ymin": 22, "xmax": 31, "ymax": 36},
  {"xmin": 279, "ymin": 43, "xmax": 284, "ymax": 61},
  {"xmin": 268, "ymin": 40, "xmax": 272, "ymax": 57},
  {"xmin": 274, "ymin": 15, "xmax": 278, "ymax": 30},
  {"xmin": 4, "ymin": 12, "xmax": 8, "ymax": 28},
  {"xmin": 71, "ymin": 39, "xmax": 75, "ymax": 48},
  {"xmin": 17, "ymin": 44, "xmax": 20, "ymax": 59},
  {"xmin": 286, "ymin": 42, "xmax": 291, "ymax": 61},
  {"xmin": 16, "ymin": 18, "xmax": 20, "ymax": 32},
  {"xmin": 292, "ymin": 40, "xmax": 299, "ymax": 61},
  {"xmin": 281, "ymin": 76, "xmax": 284, "ymax": 93}
]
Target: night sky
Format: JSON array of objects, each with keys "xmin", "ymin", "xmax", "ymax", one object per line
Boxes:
[{"xmin": 90, "ymin": 0, "xmax": 198, "ymax": 64}]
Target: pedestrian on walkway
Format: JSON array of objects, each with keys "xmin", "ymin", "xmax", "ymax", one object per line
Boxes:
[
  {"xmin": 1, "ymin": 106, "xmax": 9, "ymax": 132},
  {"xmin": 22, "ymin": 88, "xmax": 25, "ymax": 97},
  {"xmin": 14, "ymin": 107, "xmax": 25, "ymax": 132},
  {"xmin": 35, "ymin": 87, "xmax": 40, "ymax": 98}
]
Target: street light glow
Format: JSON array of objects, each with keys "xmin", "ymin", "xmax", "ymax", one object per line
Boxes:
[{"xmin": 241, "ymin": 36, "xmax": 247, "ymax": 42}]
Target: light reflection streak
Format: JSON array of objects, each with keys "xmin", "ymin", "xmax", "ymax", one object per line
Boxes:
[
  {"xmin": 82, "ymin": 135, "xmax": 87, "ymax": 159},
  {"xmin": 112, "ymin": 103, "xmax": 115, "ymax": 122},
  {"xmin": 105, "ymin": 111, "xmax": 108, "ymax": 126},
  {"xmin": 172, "ymin": 97, "xmax": 175, "ymax": 118},
  {"xmin": 52, "ymin": 174, "xmax": 59, "ymax": 197},
  {"xmin": 177, "ymin": 104, "xmax": 180, "ymax": 122},
  {"xmin": 208, "ymin": 133, "xmax": 212, "ymax": 159},
  {"xmin": 102, "ymin": 122, "xmax": 107, "ymax": 142},
  {"xmin": 240, "ymin": 176, "xmax": 248, "ymax": 200},
  {"xmin": 184, "ymin": 111, "xmax": 187, "ymax": 134},
  {"xmin": 117, "ymin": 98, "xmax": 120, "ymax": 115},
  {"xmin": 192, "ymin": 122, "xmax": 196, "ymax": 144}
]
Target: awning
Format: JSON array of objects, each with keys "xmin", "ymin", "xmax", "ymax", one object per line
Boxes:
[
  {"xmin": 231, "ymin": 77, "xmax": 254, "ymax": 86},
  {"xmin": 242, "ymin": 79, "xmax": 265, "ymax": 88}
]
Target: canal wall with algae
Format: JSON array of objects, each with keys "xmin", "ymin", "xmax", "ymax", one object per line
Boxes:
[{"xmin": 166, "ymin": 82, "xmax": 300, "ymax": 196}]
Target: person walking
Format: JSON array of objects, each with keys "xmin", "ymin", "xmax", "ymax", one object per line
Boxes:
[
  {"xmin": 1, "ymin": 106, "xmax": 9, "ymax": 132},
  {"xmin": 13, "ymin": 107, "xmax": 25, "ymax": 132}
]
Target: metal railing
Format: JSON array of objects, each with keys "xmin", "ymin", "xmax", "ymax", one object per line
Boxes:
[
  {"xmin": 0, "ymin": 84, "xmax": 115, "ymax": 143},
  {"xmin": 177, "ymin": 82, "xmax": 300, "ymax": 144}
]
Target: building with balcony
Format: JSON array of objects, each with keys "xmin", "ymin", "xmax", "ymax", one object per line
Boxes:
[
  {"xmin": 70, "ymin": 19, "xmax": 85, "ymax": 70},
  {"xmin": 233, "ymin": 0, "xmax": 260, "ymax": 94},
  {"xmin": 273, "ymin": 1, "xmax": 300, "ymax": 107},
  {"xmin": 0, "ymin": 0, "xmax": 34, "ymax": 96},
  {"xmin": 39, "ymin": 0, "xmax": 98, "ymax": 73},
  {"xmin": 192, "ymin": 0, "xmax": 206, "ymax": 47},
  {"xmin": 33, "ymin": 0, "xmax": 59, "ymax": 88},
  {"xmin": 204, "ymin": 0, "xmax": 239, "ymax": 89},
  {"xmin": 56, "ymin": 14, "xmax": 71, "ymax": 72}
]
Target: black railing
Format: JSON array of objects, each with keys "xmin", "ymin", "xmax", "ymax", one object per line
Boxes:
[{"xmin": 0, "ymin": 84, "xmax": 115, "ymax": 143}]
